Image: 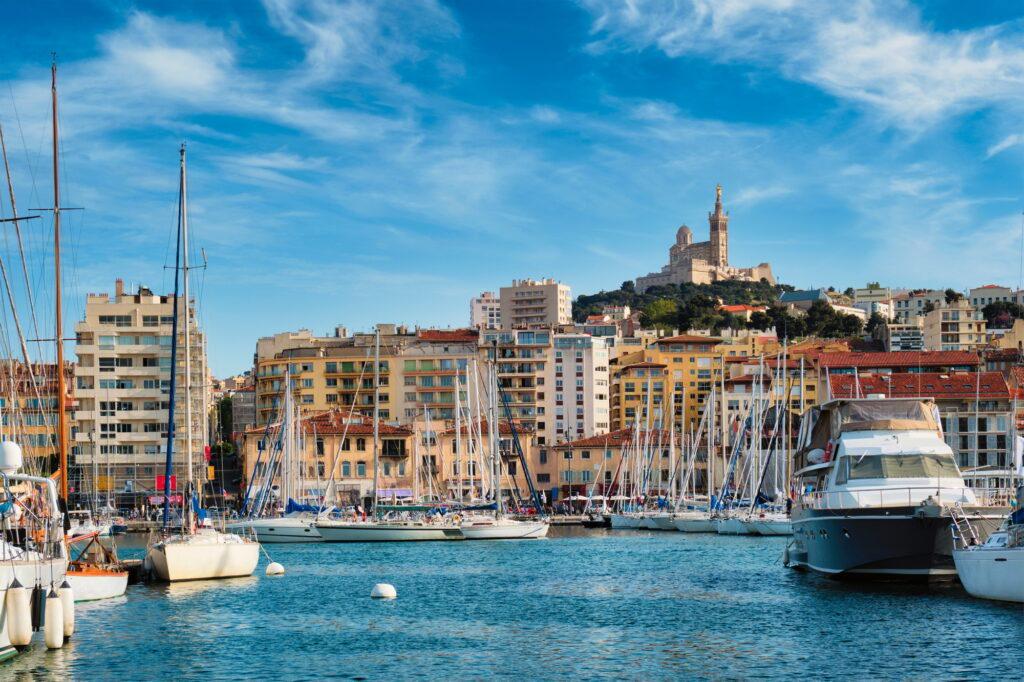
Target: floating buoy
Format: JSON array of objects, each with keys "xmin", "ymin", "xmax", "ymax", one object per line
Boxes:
[
  {"xmin": 44, "ymin": 588, "xmax": 64, "ymax": 649},
  {"xmin": 265, "ymin": 562, "xmax": 285, "ymax": 576},
  {"xmin": 6, "ymin": 578, "xmax": 30, "ymax": 647},
  {"xmin": 371, "ymin": 583, "xmax": 397, "ymax": 599},
  {"xmin": 59, "ymin": 580, "xmax": 75, "ymax": 639}
]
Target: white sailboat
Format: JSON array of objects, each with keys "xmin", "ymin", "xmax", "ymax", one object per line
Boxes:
[
  {"xmin": 145, "ymin": 145, "xmax": 259, "ymax": 581},
  {"xmin": 315, "ymin": 330, "xmax": 464, "ymax": 542},
  {"xmin": 952, "ymin": 487, "xmax": 1024, "ymax": 603},
  {"xmin": 459, "ymin": 357, "xmax": 548, "ymax": 540}
]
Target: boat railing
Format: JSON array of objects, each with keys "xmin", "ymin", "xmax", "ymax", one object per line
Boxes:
[{"xmin": 802, "ymin": 485, "xmax": 982, "ymax": 511}]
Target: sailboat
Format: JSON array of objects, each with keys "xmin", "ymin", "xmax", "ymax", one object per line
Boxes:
[
  {"xmin": 226, "ymin": 370, "xmax": 324, "ymax": 543},
  {"xmin": 145, "ymin": 145, "xmax": 259, "ymax": 581},
  {"xmin": 315, "ymin": 330, "xmax": 464, "ymax": 542},
  {"xmin": 459, "ymin": 356, "xmax": 548, "ymax": 540}
]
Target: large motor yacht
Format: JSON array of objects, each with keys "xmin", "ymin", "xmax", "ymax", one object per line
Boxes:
[{"xmin": 785, "ymin": 396, "xmax": 1005, "ymax": 579}]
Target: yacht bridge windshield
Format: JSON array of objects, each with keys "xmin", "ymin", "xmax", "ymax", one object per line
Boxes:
[{"xmin": 837, "ymin": 453, "xmax": 960, "ymax": 482}]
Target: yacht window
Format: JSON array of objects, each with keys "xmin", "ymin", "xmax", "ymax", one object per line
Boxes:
[
  {"xmin": 835, "ymin": 457, "xmax": 850, "ymax": 485},
  {"xmin": 849, "ymin": 453, "xmax": 959, "ymax": 480}
]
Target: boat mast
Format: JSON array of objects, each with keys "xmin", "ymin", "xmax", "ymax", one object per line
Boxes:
[
  {"xmin": 50, "ymin": 61, "xmax": 68, "ymax": 501},
  {"xmin": 489, "ymin": 355, "xmax": 501, "ymax": 516},
  {"xmin": 372, "ymin": 329, "xmax": 380, "ymax": 519},
  {"xmin": 162, "ymin": 147, "xmax": 185, "ymax": 530},
  {"xmin": 181, "ymin": 144, "xmax": 195, "ymax": 530}
]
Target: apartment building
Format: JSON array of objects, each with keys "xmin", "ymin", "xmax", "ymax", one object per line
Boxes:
[
  {"xmin": 499, "ymin": 278, "xmax": 572, "ymax": 329},
  {"xmin": 553, "ymin": 427, "xmax": 672, "ymax": 501},
  {"xmin": 254, "ymin": 326, "xmax": 479, "ymax": 426},
  {"xmin": 0, "ymin": 362, "xmax": 73, "ymax": 465},
  {"xmin": 73, "ymin": 279, "xmax": 208, "ymax": 507},
  {"xmin": 240, "ymin": 411, "xmax": 413, "ymax": 504},
  {"xmin": 892, "ymin": 289, "xmax": 944, "ymax": 323},
  {"xmin": 922, "ymin": 299, "xmax": 987, "ymax": 351},
  {"xmin": 876, "ymin": 321, "xmax": 925, "ymax": 352},
  {"xmin": 469, "ymin": 292, "xmax": 501, "ymax": 330}
]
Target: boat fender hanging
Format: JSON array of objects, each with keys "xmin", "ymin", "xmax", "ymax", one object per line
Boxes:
[
  {"xmin": 59, "ymin": 580, "xmax": 75, "ymax": 639},
  {"xmin": 5, "ymin": 578, "xmax": 31, "ymax": 647},
  {"xmin": 44, "ymin": 588, "xmax": 64, "ymax": 649}
]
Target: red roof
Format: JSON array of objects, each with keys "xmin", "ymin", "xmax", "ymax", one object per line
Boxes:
[
  {"xmin": 417, "ymin": 329, "xmax": 479, "ymax": 342},
  {"xmin": 441, "ymin": 419, "xmax": 531, "ymax": 436},
  {"xmin": 725, "ymin": 375, "xmax": 765, "ymax": 385},
  {"xmin": 719, "ymin": 304, "xmax": 765, "ymax": 313},
  {"xmin": 814, "ymin": 351, "xmax": 980, "ymax": 369},
  {"xmin": 657, "ymin": 334, "xmax": 722, "ymax": 345},
  {"xmin": 829, "ymin": 372, "xmax": 1009, "ymax": 400},
  {"xmin": 555, "ymin": 427, "xmax": 671, "ymax": 449}
]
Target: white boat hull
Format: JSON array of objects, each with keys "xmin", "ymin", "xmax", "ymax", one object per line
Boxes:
[
  {"xmin": 316, "ymin": 521, "xmax": 464, "ymax": 542},
  {"xmin": 673, "ymin": 515, "xmax": 716, "ymax": 533},
  {"xmin": 953, "ymin": 547, "xmax": 1024, "ymax": 603},
  {"xmin": 0, "ymin": 557, "xmax": 67, "ymax": 659},
  {"xmin": 67, "ymin": 569, "xmax": 128, "ymax": 601},
  {"xmin": 649, "ymin": 514, "xmax": 678, "ymax": 531},
  {"xmin": 147, "ymin": 532, "xmax": 260, "ymax": 582},
  {"xmin": 226, "ymin": 517, "xmax": 323, "ymax": 543},
  {"xmin": 716, "ymin": 517, "xmax": 754, "ymax": 535},
  {"xmin": 460, "ymin": 519, "xmax": 549, "ymax": 539},
  {"xmin": 609, "ymin": 513, "xmax": 643, "ymax": 529},
  {"xmin": 749, "ymin": 518, "xmax": 793, "ymax": 536}
]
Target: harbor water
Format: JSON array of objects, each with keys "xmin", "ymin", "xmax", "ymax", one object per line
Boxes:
[{"xmin": 8, "ymin": 527, "xmax": 1022, "ymax": 679}]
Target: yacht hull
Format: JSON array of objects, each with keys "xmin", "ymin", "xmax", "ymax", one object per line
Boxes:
[
  {"xmin": 649, "ymin": 514, "xmax": 678, "ymax": 531},
  {"xmin": 673, "ymin": 514, "xmax": 716, "ymax": 533},
  {"xmin": 788, "ymin": 506, "xmax": 1002, "ymax": 579},
  {"xmin": 953, "ymin": 546, "xmax": 1024, "ymax": 603},
  {"xmin": 609, "ymin": 514, "xmax": 643, "ymax": 530},
  {"xmin": 67, "ymin": 567, "xmax": 128, "ymax": 601},
  {"xmin": 748, "ymin": 518, "xmax": 792, "ymax": 536},
  {"xmin": 315, "ymin": 522, "xmax": 464, "ymax": 542},
  {"xmin": 147, "ymin": 535, "xmax": 260, "ymax": 582},
  {"xmin": 226, "ymin": 517, "xmax": 323, "ymax": 543},
  {"xmin": 716, "ymin": 517, "xmax": 754, "ymax": 535},
  {"xmin": 460, "ymin": 519, "xmax": 549, "ymax": 539}
]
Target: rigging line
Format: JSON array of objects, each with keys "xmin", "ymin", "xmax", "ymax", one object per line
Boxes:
[{"xmin": 0, "ymin": 122, "xmax": 44, "ymax": 351}]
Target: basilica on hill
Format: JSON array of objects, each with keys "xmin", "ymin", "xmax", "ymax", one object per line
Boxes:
[{"xmin": 635, "ymin": 185, "xmax": 774, "ymax": 292}]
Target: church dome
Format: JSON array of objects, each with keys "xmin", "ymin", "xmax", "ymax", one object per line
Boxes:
[{"xmin": 676, "ymin": 224, "xmax": 693, "ymax": 245}]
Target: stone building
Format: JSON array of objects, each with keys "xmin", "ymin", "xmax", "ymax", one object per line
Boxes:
[{"xmin": 635, "ymin": 185, "xmax": 774, "ymax": 292}]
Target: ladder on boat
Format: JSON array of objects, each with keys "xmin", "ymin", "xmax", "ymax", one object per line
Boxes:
[{"xmin": 947, "ymin": 502, "xmax": 979, "ymax": 548}]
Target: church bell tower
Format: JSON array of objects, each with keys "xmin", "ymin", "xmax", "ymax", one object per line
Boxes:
[{"xmin": 708, "ymin": 184, "xmax": 728, "ymax": 267}]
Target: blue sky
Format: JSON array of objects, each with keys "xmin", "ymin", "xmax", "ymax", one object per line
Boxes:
[{"xmin": 3, "ymin": 0, "xmax": 1024, "ymax": 375}]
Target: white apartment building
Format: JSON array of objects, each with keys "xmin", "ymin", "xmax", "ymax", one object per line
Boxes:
[
  {"xmin": 470, "ymin": 292, "xmax": 501, "ymax": 330},
  {"xmin": 73, "ymin": 279, "xmax": 208, "ymax": 506},
  {"xmin": 499, "ymin": 278, "xmax": 572, "ymax": 329},
  {"xmin": 540, "ymin": 334, "xmax": 609, "ymax": 446},
  {"xmin": 892, "ymin": 289, "xmax": 944, "ymax": 323},
  {"xmin": 853, "ymin": 286, "xmax": 892, "ymax": 304},
  {"xmin": 968, "ymin": 285, "xmax": 1015, "ymax": 309}
]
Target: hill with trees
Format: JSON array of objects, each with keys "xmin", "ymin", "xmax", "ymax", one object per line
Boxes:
[{"xmin": 573, "ymin": 279, "xmax": 864, "ymax": 340}]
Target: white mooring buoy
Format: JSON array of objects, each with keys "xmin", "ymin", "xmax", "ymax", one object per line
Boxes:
[
  {"xmin": 265, "ymin": 561, "xmax": 285, "ymax": 576},
  {"xmin": 6, "ymin": 578, "xmax": 30, "ymax": 647},
  {"xmin": 44, "ymin": 588, "xmax": 64, "ymax": 649},
  {"xmin": 371, "ymin": 583, "xmax": 397, "ymax": 599}
]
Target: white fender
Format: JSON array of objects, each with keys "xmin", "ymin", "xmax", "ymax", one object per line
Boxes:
[
  {"xmin": 5, "ymin": 579, "xmax": 31, "ymax": 647},
  {"xmin": 59, "ymin": 580, "xmax": 75, "ymax": 638},
  {"xmin": 44, "ymin": 588, "xmax": 64, "ymax": 649}
]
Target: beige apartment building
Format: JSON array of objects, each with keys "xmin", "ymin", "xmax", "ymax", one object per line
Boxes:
[
  {"xmin": 470, "ymin": 292, "xmax": 501, "ymax": 330},
  {"xmin": 499, "ymin": 278, "xmax": 572, "ymax": 329},
  {"xmin": 73, "ymin": 279, "xmax": 208, "ymax": 506},
  {"xmin": 922, "ymin": 299, "xmax": 987, "ymax": 351}
]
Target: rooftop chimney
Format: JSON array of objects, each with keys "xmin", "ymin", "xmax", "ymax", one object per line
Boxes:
[{"xmin": 115, "ymin": 278, "xmax": 124, "ymax": 298}]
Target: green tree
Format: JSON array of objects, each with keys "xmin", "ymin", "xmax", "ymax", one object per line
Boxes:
[
  {"xmin": 748, "ymin": 311, "xmax": 772, "ymax": 331},
  {"xmin": 641, "ymin": 298, "xmax": 678, "ymax": 328},
  {"xmin": 923, "ymin": 300, "xmax": 936, "ymax": 314},
  {"xmin": 944, "ymin": 288, "xmax": 962, "ymax": 304},
  {"xmin": 866, "ymin": 281, "xmax": 881, "ymax": 289},
  {"xmin": 982, "ymin": 301, "xmax": 1024, "ymax": 329},
  {"xmin": 865, "ymin": 311, "xmax": 886, "ymax": 335}
]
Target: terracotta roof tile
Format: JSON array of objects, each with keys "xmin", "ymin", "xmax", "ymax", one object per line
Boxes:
[
  {"xmin": 829, "ymin": 372, "xmax": 1009, "ymax": 400},
  {"xmin": 814, "ymin": 351, "xmax": 979, "ymax": 369},
  {"xmin": 554, "ymin": 427, "xmax": 671, "ymax": 449},
  {"xmin": 416, "ymin": 329, "xmax": 479, "ymax": 342}
]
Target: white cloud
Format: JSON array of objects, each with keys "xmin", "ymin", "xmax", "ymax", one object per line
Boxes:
[
  {"xmin": 580, "ymin": 0, "xmax": 1024, "ymax": 129},
  {"xmin": 731, "ymin": 184, "xmax": 793, "ymax": 206},
  {"xmin": 986, "ymin": 133, "xmax": 1024, "ymax": 159}
]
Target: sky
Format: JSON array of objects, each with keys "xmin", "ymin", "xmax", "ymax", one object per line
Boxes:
[{"xmin": 3, "ymin": 0, "xmax": 1024, "ymax": 376}]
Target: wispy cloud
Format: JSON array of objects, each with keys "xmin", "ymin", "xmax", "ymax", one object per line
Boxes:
[{"xmin": 986, "ymin": 133, "xmax": 1024, "ymax": 159}]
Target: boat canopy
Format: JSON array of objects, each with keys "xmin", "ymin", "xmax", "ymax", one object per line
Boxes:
[{"xmin": 797, "ymin": 398, "xmax": 940, "ymax": 471}]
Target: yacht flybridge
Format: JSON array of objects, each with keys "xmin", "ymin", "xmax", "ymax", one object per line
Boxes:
[{"xmin": 786, "ymin": 396, "xmax": 1005, "ymax": 579}]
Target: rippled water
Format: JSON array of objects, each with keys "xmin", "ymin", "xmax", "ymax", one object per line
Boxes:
[{"xmin": 6, "ymin": 528, "xmax": 1022, "ymax": 680}]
